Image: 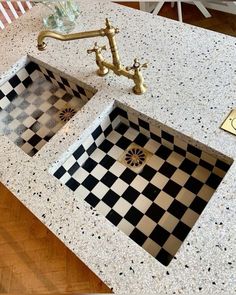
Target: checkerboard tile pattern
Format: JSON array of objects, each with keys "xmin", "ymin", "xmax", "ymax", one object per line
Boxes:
[
  {"xmin": 53, "ymin": 106, "xmax": 232, "ymax": 266},
  {"xmin": 0, "ymin": 62, "xmax": 95, "ymax": 156}
]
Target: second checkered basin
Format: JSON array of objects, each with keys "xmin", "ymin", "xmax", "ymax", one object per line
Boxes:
[
  {"xmin": 52, "ymin": 102, "xmax": 233, "ymax": 266},
  {"xmin": 0, "ymin": 61, "xmax": 95, "ymax": 156}
]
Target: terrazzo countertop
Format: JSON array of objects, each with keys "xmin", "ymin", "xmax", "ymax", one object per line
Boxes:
[{"xmin": 0, "ymin": 0, "xmax": 235, "ymax": 293}]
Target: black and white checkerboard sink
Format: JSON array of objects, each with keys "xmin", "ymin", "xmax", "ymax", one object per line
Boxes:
[
  {"xmin": 0, "ymin": 61, "xmax": 95, "ymax": 157},
  {"xmin": 51, "ymin": 102, "xmax": 233, "ymax": 266}
]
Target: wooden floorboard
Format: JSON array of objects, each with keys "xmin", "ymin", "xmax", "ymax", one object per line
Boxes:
[
  {"xmin": 0, "ymin": 183, "xmax": 111, "ymax": 294},
  {"xmin": 117, "ymin": 2, "xmax": 236, "ymax": 37}
]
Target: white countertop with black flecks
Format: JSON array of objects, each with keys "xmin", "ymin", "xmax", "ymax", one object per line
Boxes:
[{"xmin": 0, "ymin": 0, "xmax": 235, "ymax": 293}]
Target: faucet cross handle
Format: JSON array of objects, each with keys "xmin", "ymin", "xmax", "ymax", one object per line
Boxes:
[
  {"xmin": 87, "ymin": 42, "xmax": 107, "ymax": 54},
  {"xmin": 126, "ymin": 58, "xmax": 148, "ymax": 72}
]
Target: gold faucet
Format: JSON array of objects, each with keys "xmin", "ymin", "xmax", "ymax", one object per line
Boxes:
[{"xmin": 37, "ymin": 19, "xmax": 147, "ymax": 95}]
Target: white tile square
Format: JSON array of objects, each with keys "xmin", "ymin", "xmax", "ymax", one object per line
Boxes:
[
  {"xmin": 146, "ymin": 155, "xmax": 165, "ymax": 171},
  {"xmin": 150, "ymin": 172, "xmax": 169, "ymax": 189},
  {"xmin": 73, "ymin": 167, "xmax": 89, "ymax": 183},
  {"xmin": 75, "ymin": 185, "xmax": 90, "ymax": 199},
  {"xmin": 36, "ymin": 126, "xmax": 51, "ymax": 138},
  {"xmin": 106, "ymin": 130, "xmax": 122, "ymax": 144},
  {"xmin": 142, "ymin": 238, "xmax": 161, "ymax": 257},
  {"xmin": 95, "ymin": 133, "xmax": 105, "ymax": 147},
  {"xmin": 133, "ymin": 194, "xmax": 152, "ymax": 213},
  {"xmin": 21, "ymin": 142, "xmax": 33, "ymax": 154},
  {"xmin": 14, "ymin": 83, "xmax": 25, "ymax": 95},
  {"xmin": 109, "ymin": 161, "xmax": 126, "ymax": 176},
  {"xmin": 144, "ymin": 139, "xmax": 161, "ymax": 154},
  {"xmin": 149, "ymin": 124, "xmax": 161, "ymax": 137},
  {"xmin": 91, "ymin": 164, "xmax": 107, "ymax": 180},
  {"xmin": 17, "ymin": 68, "xmax": 29, "ymax": 81},
  {"xmin": 130, "ymin": 176, "xmax": 149, "ymax": 192},
  {"xmin": 1, "ymin": 81, "xmax": 13, "ymax": 94},
  {"xmin": 63, "ymin": 156, "xmax": 77, "ymax": 170},
  {"xmin": 0, "ymin": 97, "xmax": 10, "ymax": 109},
  {"xmin": 166, "ymin": 151, "xmax": 185, "ymax": 167},
  {"xmin": 100, "ymin": 116, "xmax": 111, "ymax": 132},
  {"xmin": 108, "ymin": 145, "xmax": 123, "ymax": 160},
  {"xmin": 60, "ymin": 172, "xmax": 71, "ymax": 184},
  {"xmin": 77, "ymin": 152, "xmax": 88, "ymax": 166},
  {"xmin": 112, "ymin": 198, "xmax": 131, "ymax": 216},
  {"xmin": 21, "ymin": 129, "xmax": 35, "ymax": 141},
  {"xmin": 111, "ymin": 179, "xmax": 129, "ymax": 195},
  {"xmin": 136, "ymin": 215, "xmax": 157, "ymax": 236},
  {"xmin": 90, "ymin": 148, "xmax": 106, "ymax": 162},
  {"xmin": 91, "ymin": 182, "xmax": 110, "ymax": 199},
  {"xmin": 83, "ymin": 135, "xmax": 94, "ymax": 150},
  {"xmin": 111, "ymin": 116, "xmax": 120, "ymax": 129},
  {"xmin": 95, "ymin": 201, "xmax": 111, "ymax": 216},
  {"xmin": 123, "ymin": 127, "xmax": 139, "ymax": 141},
  {"xmin": 117, "ymin": 219, "xmax": 135, "ymax": 236}
]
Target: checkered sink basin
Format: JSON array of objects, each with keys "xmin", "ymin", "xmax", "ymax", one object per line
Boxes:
[
  {"xmin": 0, "ymin": 61, "xmax": 95, "ymax": 156},
  {"xmin": 51, "ymin": 102, "xmax": 233, "ymax": 266}
]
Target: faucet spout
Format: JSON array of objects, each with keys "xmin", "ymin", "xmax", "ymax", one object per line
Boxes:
[{"xmin": 37, "ymin": 29, "xmax": 106, "ymax": 51}]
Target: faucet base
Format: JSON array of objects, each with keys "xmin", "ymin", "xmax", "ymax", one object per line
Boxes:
[
  {"xmin": 97, "ymin": 68, "xmax": 109, "ymax": 76},
  {"xmin": 133, "ymin": 84, "xmax": 147, "ymax": 95}
]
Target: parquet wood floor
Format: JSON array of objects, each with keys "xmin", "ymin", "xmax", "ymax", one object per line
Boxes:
[
  {"xmin": 117, "ymin": 2, "xmax": 236, "ymax": 37},
  {"xmin": 0, "ymin": 183, "xmax": 110, "ymax": 294}
]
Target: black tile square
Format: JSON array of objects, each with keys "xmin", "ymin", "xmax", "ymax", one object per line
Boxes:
[
  {"xmin": 138, "ymin": 118, "xmax": 149, "ymax": 130},
  {"xmin": 124, "ymin": 206, "xmax": 143, "ymax": 226},
  {"xmin": 104, "ymin": 124, "xmax": 113, "ymax": 137},
  {"xmin": 150, "ymin": 132, "xmax": 161, "ymax": 143},
  {"xmin": 72, "ymin": 90, "xmax": 81, "ymax": 98},
  {"xmin": 46, "ymin": 106, "xmax": 58, "ymax": 116},
  {"xmin": 156, "ymin": 248, "xmax": 173, "ymax": 266},
  {"xmin": 129, "ymin": 228, "xmax": 147, "ymax": 246},
  {"xmin": 9, "ymin": 75, "xmax": 21, "ymax": 88},
  {"xmin": 54, "ymin": 166, "xmax": 66, "ymax": 179},
  {"xmin": 15, "ymin": 124, "xmax": 27, "ymax": 135},
  {"xmin": 139, "ymin": 165, "xmax": 156, "ymax": 181},
  {"xmin": 172, "ymin": 221, "xmax": 191, "ymax": 241},
  {"xmin": 68, "ymin": 162, "xmax": 80, "ymax": 176},
  {"xmin": 120, "ymin": 168, "xmax": 136, "ymax": 184},
  {"xmin": 163, "ymin": 180, "xmax": 182, "ymax": 198},
  {"xmin": 0, "ymin": 90, "xmax": 5, "ymax": 99},
  {"xmin": 215, "ymin": 159, "xmax": 231, "ymax": 172},
  {"xmin": 146, "ymin": 203, "xmax": 165, "ymax": 223},
  {"xmin": 85, "ymin": 193, "xmax": 100, "ymax": 207},
  {"xmin": 16, "ymin": 111, "xmax": 28, "ymax": 122},
  {"xmin": 168, "ymin": 200, "xmax": 187, "ymax": 219},
  {"xmin": 187, "ymin": 144, "xmax": 202, "ymax": 158},
  {"xmin": 73, "ymin": 145, "xmax": 85, "ymax": 160},
  {"xmin": 99, "ymin": 139, "xmax": 113, "ymax": 153},
  {"xmin": 58, "ymin": 82, "xmax": 66, "ymax": 91},
  {"xmin": 199, "ymin": 159, "xmax": 214, "ymax": 171},
  {"xmin": 150, "ymin": 225, "xmax": 170, "ymax": 246},
  {"xmin": 32, "ymin": 110, "xmax": 44, "ymax": 119},
  {"xmin": 61, "ymin": 77, "xmax": 70, "ymax": 87},
  {"xmin": 184, "ymin": 177, "xmax": 203, "ymax": 194},
  {"xmin": 130, "ymin": 121, "xmax": 139, "ymax": 131},
  {"xmin": 101, "ymin": 171, "xmax": 117, "ymax": 187},
  {"xmin": 106, "ymin": 209, "xmax": 123, "ymax": 226},
  {"xmin": 122, "ymin": 186, "xmax": 140, "ymax": 204},
  {"xmin": 82, "ymin": 175, "xmax": 99, "ymax": 191},
  {"xmin": 66, "ymin": 177, "xmax": 80, "ymax": 191},
  {"xmin": 142, "ymin": 183, "xmax": 161, "ymax": 201},
  {"xmin": 159, "ymin": 162, "xmax": 177, "ymax": 178},
  {"xmin": 19, "ymin": 100, "xmax": 30, "ymax": 110},
  {"xmin": 117, "ymin": 107, "xmax": 128, "ymax": 119},
  {"xmin": 76, "ymin": 85, "xmax": 86, "ymax": 96},
  {"xmin": 155, "ymin": 145, "xmax": 172, "ymax": 160},
  {"xmin": 46, "ymin": 69, "xmax": 54, "ymax": 78},
  {"xmin": 92, "ymin": 125, "xmax": 103, "ymax": 140},
  {"xmin": 87, "ymin": 143, "xmax": 96, "ymax": 156},
  {"xmin": 22, "ymin": 76, "xmax": 33, "ymax": 88},
  {"xmin": 109, "ymin": 107, "xmax": 119, "ymax": 121},
  {"xmin": 206, "ymin": 173, "xmax": 222, "ymax": 189},
  {"xmin": 100, "ymin": 154, "xmax": 116, "ymax": 169},
  {"xmin": 25, "ymin": 62, "xmax": 38, "ymax": 74},
  {"xmin": 61, "ymin": 93, "xmax": 72, "ymax": 102},
  {"xmin": 179, "ymin": 158, "xmax": 197, "ymax": 174},
  {"xmin": 115, "ymin": 123, "xmax": 129, "ymax": 135},
  {"xmin": 6, "ymin": 89, "xmax": 17, "ymax": 101},
  {"xmin": 102, "ymin": 190, "xmax": 120, "ymax": 207},
  {"xmin": 190, "ymin": 196, "xmax": 207, "ymax": 214},
  {"xmin": 161, "ymin": 130, "xmax": 174, "ymax": 143},
  {"xmin": 116, "ymin": 136, "xmax": 132, "ymax": 149},
  {"xmin": 28, "ymin": 134, "xmax": 42, "ymax": 146},
  {"xmin": 30, "ymin": 121, "xmax": 41, "ymax": 133},
  {"xmin": 174, "ymin": 145, "xmax": 186, "ymax": 157},
  {"xmin": 134, "ymin": 133, "xmax": 149, "ymax": 147},
  {"xmin": 83, "ymin": 158, "xmax": 97, "ymax": 173}
]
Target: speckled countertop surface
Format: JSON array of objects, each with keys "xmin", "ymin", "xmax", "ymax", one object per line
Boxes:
[{"xmin": 0, "ymin": 1, "xmax": 236, "ymax": 293}]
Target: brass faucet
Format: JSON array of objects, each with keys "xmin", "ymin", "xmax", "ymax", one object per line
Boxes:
[{"xmin": 37, "ymin": 19, "xmax": 147, "ymax": 95}]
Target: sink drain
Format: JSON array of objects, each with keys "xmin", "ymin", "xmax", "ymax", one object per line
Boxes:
[
  {"xmin": 119, "ymin": 143, "xmax": 153, "ymax": 173},
  {"xmin": 59, "ymin": 108, "xmax": 76, "ymax": 122},
  {"xmin": 125, "ymin": 147, "xmax": 146, "ymax": 167}
]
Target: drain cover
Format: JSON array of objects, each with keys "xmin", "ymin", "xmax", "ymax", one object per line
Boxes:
[
  {"xmin": 59, "ymin": 108, "xmax": 76, "ymax": 122},
  {"xmin": 119, "ymin": 143, "xmax": 153, "ymax": 173}
]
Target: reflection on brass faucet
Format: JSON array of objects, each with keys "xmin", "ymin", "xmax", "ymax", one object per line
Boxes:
[{"xmin": 37, "ymin": 19, "xmax": 147, "ymax": 94}]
